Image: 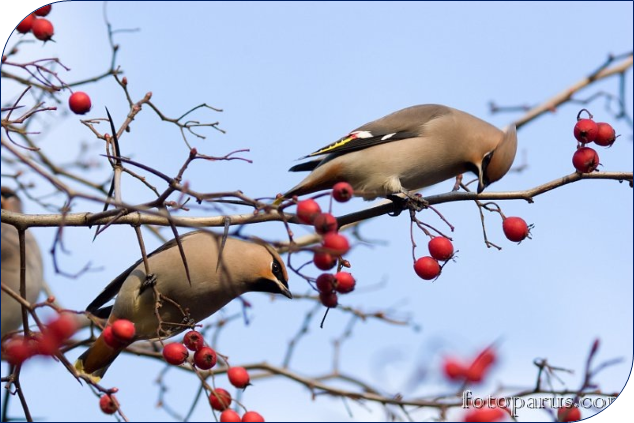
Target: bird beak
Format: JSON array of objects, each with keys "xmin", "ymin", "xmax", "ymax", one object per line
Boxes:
[
  {"xmin": 279, "ymin": 283, "xmax": 293, "ymax": 299},
  {"xmin": 476, "ymin": 162, "xmax": 488, "ymax": 194}
]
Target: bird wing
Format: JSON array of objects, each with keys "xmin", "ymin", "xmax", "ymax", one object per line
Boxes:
[
  {"xmin": 86, "ymin": 230, "xmax": 202, "ymax": 314},
  {"xmin": 299, "ymin": 130, "xmax": 419, "ymax": 159},
  {"xmin": 295, "ymin": 104, "xmax": 452, "ymax": 163}
]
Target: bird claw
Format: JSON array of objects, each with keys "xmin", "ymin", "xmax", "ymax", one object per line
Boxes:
[
  {"xmin": 387, "ymin": 194, "xmax": 406, "ymax": 216},
  {"xmin": 387, "ymin": 193, "xmax": 428, "ymax": 215},
  {"xmin": 406, "ymin": 192, "xmax": 428, "ymax": 211},
  {"xmin": 142, "ymin": 273, "xmax": 157, "ymax": 290}
]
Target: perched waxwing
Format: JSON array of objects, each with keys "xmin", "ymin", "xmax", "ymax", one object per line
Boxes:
[
  {"xmin": 1, "ymin": 187, "xmax": 44, "ymax": 338},
  {"xmin": 279, "ymin": 104, "xmax": 517, "ymax": 201},
  {"xmin": 75, "ymin": 231, "xmax": 291, "ymax": 380}
]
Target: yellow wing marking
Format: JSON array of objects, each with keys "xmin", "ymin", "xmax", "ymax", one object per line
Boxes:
[{"xmin": 307, "ymin": 134, "xmax": 358, "ymax": 157}]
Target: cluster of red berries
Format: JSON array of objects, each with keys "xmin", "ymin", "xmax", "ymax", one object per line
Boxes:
[
  {"xmin": 162, "ymin": 330, "xmax": 217, "ymax": 370},
  {"xmin": 2, "ymin": 312, "xmax": 77, "ymax": 366},
  {"xmin": 572, "ymin": 109, "xmax": 618, "ymax": 173},
  {"xmin": 160, "ymin": 330, "xmax": 263, "ymax": 420},
  {"xmin": 314, "ymin": 271, "xmax": 356, "ymax": 308},
  {"xmin": 102, "ymin": 319, "xmax": 136, "ymax": 349},
  {"xmin": 14, "ymin": 6, "xmax": 93, "ymax": 116},
  {"xmin": 220, "ymin": 409, "xmax": 265, "ymax": 422},
  {"xmin": 15, "ymin": 5, "xmax": 54, "ymax": 41},
  {"xmin": 413, "ymin": 236, "xmax": 454, "ymax": 280},
  {"xmin": 209, "ymin": 382, "xmax": 265, "ymax": 421},
  {"xmin": 295, "ymin": 182, "xmax": 356, "ymax": 308},
  {"xmin": 442, "ymin": 346, "xmax": 497, "ymax": 384}
]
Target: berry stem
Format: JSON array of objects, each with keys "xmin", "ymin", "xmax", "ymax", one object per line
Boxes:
[{"xmin": 576, "ymin": 108, "xmax": 593, "ymax": 121}]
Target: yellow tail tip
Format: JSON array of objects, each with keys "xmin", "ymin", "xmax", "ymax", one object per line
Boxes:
[{"xmin": 74, "ymin": 358, "xmax": 102, "ymax": 383}]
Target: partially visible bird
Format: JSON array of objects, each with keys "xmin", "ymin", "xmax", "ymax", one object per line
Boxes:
[
  {"xmin": 277, "ymin": 104, "xmax": 517, "ymax": 202},
  {"xmin": 1, "ymin": 187, "xmax": 44, "ymax": 339},
  {"xmin": 75, "ymin": 232, "xmax": 291, "ymax": 380}
]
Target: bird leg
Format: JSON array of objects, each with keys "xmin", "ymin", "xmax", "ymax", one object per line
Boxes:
[{"xmin": 452, "ymin": 174, "xmax": 463, "ymax": 191}]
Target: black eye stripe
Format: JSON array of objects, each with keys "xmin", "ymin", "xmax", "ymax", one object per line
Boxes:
[{"xmin": 1, "ymin": 191, "xmax": 17, "ymax": 199}]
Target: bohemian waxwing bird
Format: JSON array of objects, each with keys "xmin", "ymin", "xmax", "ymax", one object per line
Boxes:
[
  {"xmin": 75, "ymin": 231, "xmax": 291, "ymax": 380},
  {"xmin": 1, "ymin": 187, "xmax": 44, "ymax": 338},
  {"xmin": 279, "ymin": 104, "xmax": 517, "ymax": 202}
]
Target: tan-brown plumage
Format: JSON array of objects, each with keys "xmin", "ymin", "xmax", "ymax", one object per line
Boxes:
[
  {"xmin": 75, "ymin": 232, "xmax": 291, "ymax": 380},
  {"xmin": 1, "ymin": 187, "xmax": 44, "ymax": 338},
  {"xmin": 283, "ymin": 104, "xmax": 517, "ymax": 200}
]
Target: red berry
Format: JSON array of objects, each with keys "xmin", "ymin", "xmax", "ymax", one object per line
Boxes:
[
  {"xmin": 594, "ymin": 122, "xmax": 616, "ymax": 147},
  {"xmin": 103, "ymin": 326, "xmax": 125, "ymax": 349},
  {"xmin": 111, "ymin": 319, "xmax": 135, "ymax": 344},
  {"xmin": 322, "ymin": 233, "xmax": 350, "ymax": 255},
  {"xmin": 315, "ymin": 273, "xmax": 335, "ymax": 292},
  {"xmin": 465, "ymin": 348, "xmax": 496, "ymax": 383},
  {"xmin": 428, "ymin": 237, "xmax": 454, "ymax": 261},
  {"xmin": 69, "ymin": 91, "xmax": 92, "ymax": 115},
  {"xmin": 296, "ymin": 199, "xmax": 321, "ymax": 224},
  {"xmin": 572, "ymin": 147, "xmax": 599, "ymax": 173},
  {"xmin": 162, "ymin": 342, "xmax": 189, "ymax": 365},
  {"xmin": 414, "ymin": 256, "xmax": 440, "ymax": 280},
  {"xmin": 228, "ymin": 366, "xmax": 251, "ymax": 389},
  {"xmin": 557, "ymin": 405, "xmax": 581, "ymax": 422},
  {"xmin": 332, "ymin": 182, "xmax": 354, "ymax": 202},
  {"xmin": 319, "ymin": 291, "xmax": 338, "ymax": 308},
  {"xmin": 194, "ymin": 346, "xmax": 217, "ymax": 370},
  {"xmin": 442, "ymin": 357, "xmax": 467, "ymax": 381},
  {"xmin": 31, "ymin": 18, "xmax": 54, "ymax": 41},
  {"xmin": 46, "ymin": 313, "xmax": 78, "ymax": 343},
  {"xmin": 183, "ymin": 330, "xmax": 205, "ymax": 351},
  {"xmin": 99, "ymin": 394, "xmax": 118, "ymax": 415},
  {"xmin": 33, "ymin": 331, "xmax": 59, "ymax": 356},
  {"xmin": 3, "ymin": 336, "xmax": 34, "ymax": 365},
  {"xmin": 502, "ymin": 217, "xmax": 529, "ymax": 242},
  {"xmin": 313, "ymin": 251, "xmax": 337, "ymax": 270},
  {"xmin": 209, "ymin": 388, "xmax": 232, "ymax": 411},
  {"xmin": 573, "ymin": 118, "xmax": 598, "ymax": 144},
  {"xmin": 35, "ymin": 5, "xmax": 52, "ymax": 16},
  {"xmin": 313, "ymin": 213, "xmax": 338, "ymax": 234},
  {"xmin": 464, "ymin": 407, "xmax": 506, "ymax": 422},
  {"xmin": 220, "ymin": 410, "xmax": 242, "ymax": 422},
  {"xmin": 16, "ymin": 14, "xmax": 35, "ymax": 33},
  {"xmin": 242, "ymin": 411, "xmax": 265, "ymax": 422},
  {"xmin": 334, "ymin": 271, "xmax": 355, "ymax": 293}
]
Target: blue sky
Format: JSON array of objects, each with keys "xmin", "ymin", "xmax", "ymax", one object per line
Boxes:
[{"xmin": 1, "ymin": 1, "xmax": 633, "ymax": 422}]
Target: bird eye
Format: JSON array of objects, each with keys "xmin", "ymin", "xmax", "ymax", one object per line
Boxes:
[
  {"xmin": 483, "ymin": 151, "xmax": 494, "ymax": 169},
  {"xmin": 481, "ymin": 151, "xmax": 495, "ymax": 178},
  {"xmin": 271, "ymin": 259, "xmax": 285, "ymax": 281}
]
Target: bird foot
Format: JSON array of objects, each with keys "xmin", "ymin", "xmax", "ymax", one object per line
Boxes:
[
  {"xmin": 387, "ymin": 193, "xmax": 428, "ymax": 215},
  {"xmin": 141, "ymin": 273, "xmax": 157, "ymax": 291}
]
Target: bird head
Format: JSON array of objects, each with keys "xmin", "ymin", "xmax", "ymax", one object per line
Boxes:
[
  {"xmin": 246, "ymin": 241, "xmax": 292, "ymax": 299},
  {"xmin": 1, "ymin": 187, "xmax": 23, "ymax": 213},
  {"xmin": 477, "ymin": 124, "xmax": 517, "ymax": 193}
]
